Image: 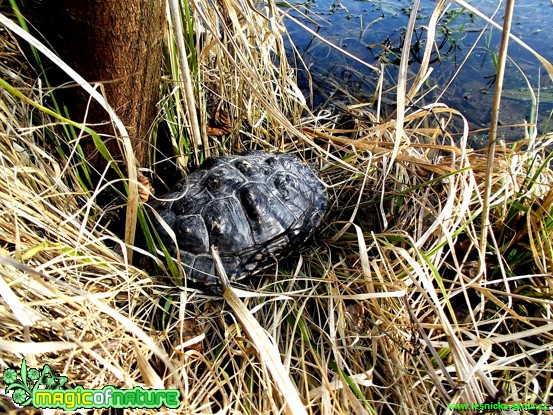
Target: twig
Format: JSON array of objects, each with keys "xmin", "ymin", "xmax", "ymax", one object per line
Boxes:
[{"xmin": 479, "ymin": 0, "xmax": 516, "ymax": 260}]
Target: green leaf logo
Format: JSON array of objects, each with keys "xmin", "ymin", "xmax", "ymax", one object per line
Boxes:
[
  {"xmin": 3, "ymin": 368, "xmax": 17, "ymax": 385},
  {"xmin": 2, "ymin": 359, "xmax": 68, "ymax": 407}
]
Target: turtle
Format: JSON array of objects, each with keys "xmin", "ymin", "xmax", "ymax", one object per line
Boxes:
[{"xmin": 151, "ymin": 151, "xmax": 327, "ymax": 289}]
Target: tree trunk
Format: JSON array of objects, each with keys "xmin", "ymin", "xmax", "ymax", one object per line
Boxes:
[{"xmin": 40, "ymin": 0, "xmax": 165, "ymax": 170}]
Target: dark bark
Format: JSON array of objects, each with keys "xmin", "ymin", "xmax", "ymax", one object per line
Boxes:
[{"xmin": 39, "ymin": 0, "xmax": 165, "ymax": 170}]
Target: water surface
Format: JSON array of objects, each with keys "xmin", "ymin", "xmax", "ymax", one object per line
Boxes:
[{"xmin": 283, "ymin": 0, "xmax": 553, "ymax": 141}]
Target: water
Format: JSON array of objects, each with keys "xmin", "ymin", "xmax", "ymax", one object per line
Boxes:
[{"xmin": 283, "ymin": 0, "xmax": 553, "ymax": 140}]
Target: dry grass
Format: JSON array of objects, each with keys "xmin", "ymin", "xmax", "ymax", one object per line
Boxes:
[{"xmin": 1, "ymin": 1, "xmax": 553, "ymax": 414}]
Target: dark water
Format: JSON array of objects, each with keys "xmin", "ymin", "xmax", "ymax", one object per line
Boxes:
[{"xmin": 283, "ymin": 0, "xmax": 553, "ymax": 141}]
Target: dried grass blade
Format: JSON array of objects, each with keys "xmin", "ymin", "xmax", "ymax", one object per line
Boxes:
[
  {"xmin": 0, "ymin": 339, "xmax": 78, "ymax": 354},
  {"xmin": 134, "ymin": 342, "xmax": 165, "ymax": 389},
  {"xmin": 224, "ymin": 288, "xmax": 308, "ymax": 415},
  {"xmin": 392, "ymin": 0, "xmax": 419, "ymax": 171},
  {"xmin": 408, "ymin": 0, "xmax": 446, "ymax": 99},
  {"xmin": 0, "ymin": 266, "xmax": 38, "ymax": 327},
  {"xmin": 168, "ymin": 0, "xmax": 204, "ymax": 154},
  {"xmin": 480, "ymin": 0, "xmax": 516, "ymax": 255}
]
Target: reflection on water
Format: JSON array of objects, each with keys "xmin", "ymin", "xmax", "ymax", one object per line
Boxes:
[{"xmin": 283, "ymin": 0, "xmax": 553, "ymax": 139}]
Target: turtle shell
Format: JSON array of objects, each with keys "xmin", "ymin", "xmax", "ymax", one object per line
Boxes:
[{"xmin": 152, "ymin": 151, "xmax": 327, "ymax": 287}]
